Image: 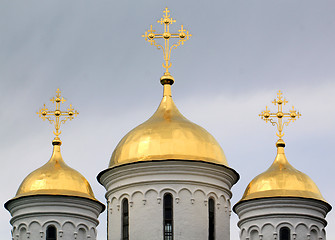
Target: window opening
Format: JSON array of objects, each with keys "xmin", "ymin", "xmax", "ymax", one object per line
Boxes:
[
  {"xmin": 122, "ymin": 198, "xmax": 129, "ymax": 240},
  {"xmin": 163, "ymin": 193, "xmax": 173, "ymax": 240},
  {"xmin": 46, "ymin": 225, "xmax": 57, "ymax": 240},
  {"xmin": 280, "ymin": 227, "xmax": 290, "ymax": 240},
  {"xmin": 208, "ymin": 198, "xmax": 215, "ymax": 240}
]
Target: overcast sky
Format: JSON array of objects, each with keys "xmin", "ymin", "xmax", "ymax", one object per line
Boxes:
[{"xmin": 1, "ymin": 1, "xmax": 335, "ymax": 239}]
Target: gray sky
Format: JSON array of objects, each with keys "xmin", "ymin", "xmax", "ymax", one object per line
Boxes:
[{"xmin": 1, "ymin": 1, "xmax": 335, "ymax": 239}]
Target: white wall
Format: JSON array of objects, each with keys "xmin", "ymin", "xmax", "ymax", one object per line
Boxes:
[
  {"xmin": 6, "ymin": 195, "xmax": 104, "ymax": 240},
  {"xmin": 99, "ymin": 160, "xmax": 239, "ymax": 240},
  {"xmin": 234, "ymin": 197, "xmax": 331, "ymax": 240}
]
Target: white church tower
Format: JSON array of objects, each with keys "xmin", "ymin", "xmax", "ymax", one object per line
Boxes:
[
  {"xmin": 5, "ymin": 89, "xmax": 105, "ymax": 240},
  {"xmin": 233, "ymin": 91, "xmax": 332, "ymax": 240},
  {"xmin": 98, "ymin": 8, "xmax": 239, "ymax": 240}
]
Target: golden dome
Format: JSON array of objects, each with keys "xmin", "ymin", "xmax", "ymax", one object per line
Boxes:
[
  {"xmin": 109, "ymin": 84, "xmax": 228, "ymax": 167},
  {"xmin": 14, "ymin": 140, "xmax": 98, "ymax": 201},
  {"xmin": 239, "ymin": 140, "xmax": 326, "ymax": 203}
]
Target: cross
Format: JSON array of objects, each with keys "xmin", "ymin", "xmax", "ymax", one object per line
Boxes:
[
  {"xmin": 259, "ymin": 91, "xmax": 301, "ymax": 139},
  {"xmin": 142, "ymin": 7, "xmax": 192, "ymax": 85},
  {"xmin": 37, "ymin": 89, "xmax": 78, "ymax": 141}
]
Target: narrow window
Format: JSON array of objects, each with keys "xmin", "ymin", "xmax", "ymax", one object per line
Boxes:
[
  {"xmin": 46, "ymin": 225, "xmax": 57, "ymax": 240},
  {"xmin": 163, "ymin": 193, "xmax": 173, "ymax": 240},
  {"xmin": 208, "ymin": 198, "xmax": 215, "ymax": 240},
  {"xmin": 122, "ymin": 198, "xmax": 129, "ymax": 240},
  {"xmin": 280, "ymin": 227, "xmax": 290, "ymax": 240}
]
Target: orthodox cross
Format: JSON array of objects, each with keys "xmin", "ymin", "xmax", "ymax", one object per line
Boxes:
[
  {"xmin": 259, "ymin": 91, "xmax": 301, "ymax": 139},
  {"xmin": 37, "ymin": 89, "xmax": 78, "ymax": 141},
  {"xmin": 142, "ymin": 7, "xmax": 191, "ymax": 84}
]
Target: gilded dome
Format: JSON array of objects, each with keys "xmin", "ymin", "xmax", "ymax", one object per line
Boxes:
[
  {"xmin": 13, "ymin": 141, "xmax": 98, "ymax": 201},
  {"xmin": 109, "ymin": 84, "xmax": 228, "ymax": 167},
  {"xmin": 239, "ymin": 140, "xmax": 326, "ymax": 203}
]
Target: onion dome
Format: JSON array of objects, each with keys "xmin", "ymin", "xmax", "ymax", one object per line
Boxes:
[
  {"xmin": 109, "ymin": 9, "xmax": 227, "ymax": 168},
  {"xmin": 6, "ymin": 89, "xmax": 104, "ymax": 211},
  {"xmin": 236, "ymin": 91, "xmax": 328, "ymax": 206},
  {"xmin": 7, "ymin": 139, "xmax": 100, "ymax": 204},
  {"xmin": 238, "ymin": 139, "xmax": 327, "ymax": 204},
  {"xmin": 6, "ymin": 139, "xmax": 104, "ymax": 211},
  {"xmin": 109, "ymin": 83, "xmax": 228, "ymax": 167}
]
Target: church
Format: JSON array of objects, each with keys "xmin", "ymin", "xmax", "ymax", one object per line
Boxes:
[{"xmin": 4, "ymin": 8, "xmax": 332, "ymax": 240}]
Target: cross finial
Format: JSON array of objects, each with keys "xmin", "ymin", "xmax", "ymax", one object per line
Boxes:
[
  {"xmin": 142, "ymin": 8, "xmax": 192, "ymax": 85},
  {"xmin": 37, "ymin": 89, "xmax": 78, "ymax": 144},
  {"xmin": 259, "ymin": 91, "xmax": 301, "ymax": 140}
]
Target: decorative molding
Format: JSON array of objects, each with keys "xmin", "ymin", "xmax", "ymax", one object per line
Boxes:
[
  {"xmin": 9, "ymin": 213, "xmax": 99, "ymax": 240},
  {"xmin": 100, "ymin": 160, "xmax": 238, "ymax": 188},
  {"xmin": 7, "ymin": 195, "xmax": 103, "ymax": 216},
  {"xmin": 102, "ymin": 161, "xmax": 237, "ymax": 201},
  {"xmin": 9, "ymin": 197, "xmax": 102, "ymax": 226},
  {"xmin": 107, "ymin": 186, "xmax": 230, "ymax": 208},
  {"xmin": 309, "ymin": 225, "xmax": 321, "ymax": 233},
  {"xmin": 273, "ymin": 232, "xmax": 277, "ymax": 240},
  {"xmin": 239, "ymin": 219, "xmax": 327, "ymax": 240},
  {"xmin": 238, "ymin": 212, "xmax": 327, "ymax": 227},
  {"xmin": 235, "ymin": 197, "xmax": 330, "ymax": 218}
]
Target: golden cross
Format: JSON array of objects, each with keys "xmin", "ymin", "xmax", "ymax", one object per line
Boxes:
[
  {"xmin": 259, "ymin": 91, "xmax": 301, "ymax": 139},
  {"xmin": 37, "ymin": 89, "xmax": 78, "ymax": 140},
  {"xmin": 142, "ymin": 7, "xmax": 191, "ymax": 84}
]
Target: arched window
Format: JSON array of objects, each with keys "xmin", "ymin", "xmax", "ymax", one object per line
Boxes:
[
  {"xmin": 280, "ymin": 227, "xmax": 290, "ymax": 240},
  {"xmin": 208, "ymin": 198, "xmax": 215, "ymax": 240},
  {"xmin": 122, "ymin": 198, "xmax": 129, "ymax": 240},
  {"xmin": 163, "ymin": 193, "xmax": 173, "ymax": 240},
  {"xmin": 46, "ymin": 225, "xmax": 57, "ymax": 240}
]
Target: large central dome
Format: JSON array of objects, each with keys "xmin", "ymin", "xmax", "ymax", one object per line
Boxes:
[{"xmin": 109, "ymin": 84, "xmax": 228, "ymax": 167}]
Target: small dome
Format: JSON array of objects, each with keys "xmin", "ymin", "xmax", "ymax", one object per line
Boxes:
[
  {"xmin": 239, "ymin": 140, "xmax": 326, "ymax": 203},
  {"xmin": 109, "ymin": 84, "xmax": 228, "ymax": 167},
  {"xmin": 14, "ymin": 142, "xmax": 97, "ymax": 201}
]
